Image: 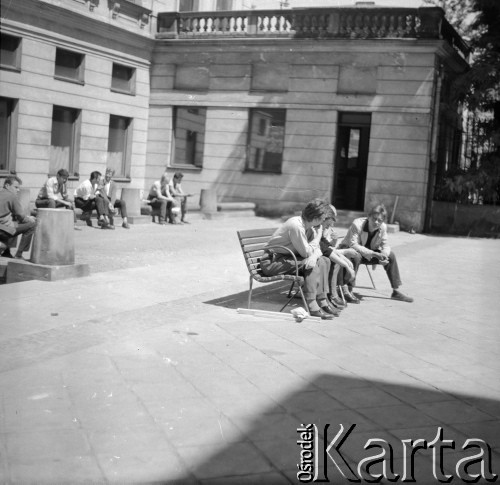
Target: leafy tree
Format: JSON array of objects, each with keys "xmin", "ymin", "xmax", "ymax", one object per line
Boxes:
[{"xmin": 427, "ymin": 0, "xmax": 500, "ymax": 206}]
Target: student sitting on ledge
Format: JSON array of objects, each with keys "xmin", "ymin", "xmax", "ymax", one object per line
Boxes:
[{"xmin": 0, "ymin": 175, "xmax": 36, "ymax": 260}]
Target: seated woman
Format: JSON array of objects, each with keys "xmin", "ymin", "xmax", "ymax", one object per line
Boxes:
[
  {"xmin": 320, "ymin": 205, "xmax": 361, "ymax": 307},
  {"xmin": 260, "ymin": 198, "xmax": 339, "ymax": 320}
]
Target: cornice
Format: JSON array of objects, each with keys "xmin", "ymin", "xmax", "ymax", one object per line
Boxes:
[{"xmin": 0, "ymin": 0, "xmax": 155, "ymax": 63}]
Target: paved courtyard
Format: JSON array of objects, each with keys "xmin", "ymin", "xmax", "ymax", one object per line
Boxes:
[{"xmin": 1, "ymin": 215, "xmax": 499, "ymax": 484}]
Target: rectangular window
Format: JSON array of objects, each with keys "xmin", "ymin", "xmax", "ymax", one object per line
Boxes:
[
  {"xmin": 54, "ymin": 48, "xmax": 84, "ymax": 83},
  {"xmin": 179, "ymin": 0, "xmax": 199, "ymax": 11},
  {"xmin": 111, "ymin": 63, "xmax": 136, "ymax": 94},
  {"xmin": 173, "ymin": 107, "xmax": 206, "ymax": 168},
  {"xmin": 0, "ymin": 34, "xmax": 22, "ymax": 71},
  {"xmin": 246, "ymin": 108, "xmax": 286, "ymax": 174},
  {"xmin": 216, "ymin": 0, "xmax": 233, "ymax": 10},
  {"xmin": 107, "ymin": 115, "xmax": 132, "ymax": 178},
  {"xmin": 50, "ymin": 106, "xmax": 81, "ymax": 175},
  {"xmin": 0, "ymin": 97, "xmax": 18, "ymax": 173}
]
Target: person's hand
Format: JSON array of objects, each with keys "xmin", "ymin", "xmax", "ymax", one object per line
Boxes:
[
  {"xmin": 26, "ymin": 215, "xmax": 36, "ymax": 223},
  {"xmin": 108, "ymin": 202, "xmax": 114, "ymax": 211},
  {"xmin": 312, "ymin": 225, "xmax": 323, "ymax": 238},
  {"xmin": 375, "ymin": 253, "xmax": 389, "ymax": 265}
]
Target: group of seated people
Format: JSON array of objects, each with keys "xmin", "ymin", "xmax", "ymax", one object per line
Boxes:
[
  {"xmin": 0, "ymin": 169, "xmax": 191, "ymax": 259},
  {"xmin": 262, "ymin": 198, "xmax": 413, "ymax": 320}
]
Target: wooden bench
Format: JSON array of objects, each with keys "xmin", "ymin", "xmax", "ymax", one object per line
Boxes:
[{"xmin": 237, "ymin": 227, "xmax": 309, "ymax": 313}]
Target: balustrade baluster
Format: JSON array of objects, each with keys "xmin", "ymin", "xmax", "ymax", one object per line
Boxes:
[
  {"xmin": 388, "ymin": 15, "xmax": 396, "ymax": 36},
  {"xmin": 258, "ymin": 15, "xmax": 264, "ymax": 32},
  {"xmin": 397, "ymin": 15, "xmax": 405, "ymax": 37}
]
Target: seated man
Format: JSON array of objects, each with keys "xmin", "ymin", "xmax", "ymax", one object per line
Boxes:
[
  {"xmin": 101, "ymin": 168, "xmax": 130, "ymax": 229},
  {"xmin": 320, "ymin": 205, "xmax": 361, "ymax": 307},
  {"xmin": 260, "ymin": 198, "xmax": 338, "ymax": 320},
  {"xmin": 168, "ymin": 172, "xmax": 193, "ymax": 224},
  {"xmin": 147, "ymin": 172, "xmax": 178, "ymax": 225},
  {"xmin": 35, "ymin": 168, "xmax": 81, "ymax": 231},
  {"xmin": 74, "ymin": 171, "xmax": 113, "ymax": 229},
  {"xmin": 339, "ymin": 203, "xmax": 413, "ymax": 303},
  {"xmin": 0, "ymin": 175, "xmax": 36, "ymax": 260}
]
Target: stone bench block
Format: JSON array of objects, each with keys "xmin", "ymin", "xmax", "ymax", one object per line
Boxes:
[
  {"xmin": 217, "ymin": 202, "xmax": 256, "ymax": 211},
  {"xmin": 6, "ymin": 260, "xmax": 90, "ymax": 284},
  {"xmin": 31, "ymin": 208, "xmax": 74, "ymax": 265}
]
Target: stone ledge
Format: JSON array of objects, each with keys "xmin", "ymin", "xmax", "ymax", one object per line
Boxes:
[
  {"xmin": 6, "ymin": 260, "xmax": 90, "ymax": 284},
  {"xmin": 217, "ymin": 202, "xmax": 256, "ymax": 211}
]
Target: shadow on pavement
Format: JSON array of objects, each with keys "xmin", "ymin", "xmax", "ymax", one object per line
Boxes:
[
  {"xmin": 169, "ymin": 374, "xmax": 499, "ymax": 484},
  {"xmin": 204, "ymin": 281, "xmax": 307, "ymax": 313}
]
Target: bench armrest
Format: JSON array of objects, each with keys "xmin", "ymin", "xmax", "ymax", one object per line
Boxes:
[{"xmin": 265, "ymin": 245, "xmax": 302, "ymax": 279}]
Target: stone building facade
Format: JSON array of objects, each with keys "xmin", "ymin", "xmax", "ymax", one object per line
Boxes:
[{"xmin": 1, "ymin": 1, "xmax": 469, "ymax": 231}]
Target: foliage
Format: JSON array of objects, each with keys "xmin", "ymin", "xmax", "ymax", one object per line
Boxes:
[
  {"xmin": 434, "ymin": 152, "xmax": 500, "ymax": 205},
  {"xmin": 425, "ymin": 0, "xmax": 500, "ymax": 135}
]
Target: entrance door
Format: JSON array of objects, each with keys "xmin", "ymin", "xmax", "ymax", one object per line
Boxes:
[{"xmin": 332, "ymin": 112, "xmax": 371, "ymax": 211}]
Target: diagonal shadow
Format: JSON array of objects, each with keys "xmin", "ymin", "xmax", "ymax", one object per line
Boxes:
[
  {"xmin": 204, "ymin": 281, "xmax": 307, "ymax": 313},
  {"xmin": 165, "ymin": 374, "xmax": 500, "ymax": 484}
]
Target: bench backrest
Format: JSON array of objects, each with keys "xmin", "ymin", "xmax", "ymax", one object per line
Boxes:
[{"xmin": 237, "ymin": 227, "xmax": 277, "ymax": 280}]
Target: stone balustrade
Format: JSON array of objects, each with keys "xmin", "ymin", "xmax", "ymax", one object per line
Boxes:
[{"xmin": 157, "ymin": 7, "xmax": 469, "ymax": 59}]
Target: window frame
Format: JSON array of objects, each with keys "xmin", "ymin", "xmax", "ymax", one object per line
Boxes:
[
  {"xmin": 111, "ymin": 63, "xmax": 136, "ymax": 95},
  {"xmin": 171, "ymin": 106, "xmax": 206, "ymax": 169},
  {"xmin": 54, "ymin": 48, "xmax": 85, "ymax": 84},
  {"xmin": 107, "ymin": 114, "xmax": 133, "ymax": 180},
  {"xmin": 0, "ymin": 97, "xmax": 19, "ymax": 174},
  {"xmin": 245, "ymin": 108, "xmax": 286, "ymax": 174},
  {"xmin": 0, "ymin": 33, "xmax": 22, "ymax": 72},
  {"xmin": 49, "ymin": 105, "xmax": 81, "ymax": 177}
]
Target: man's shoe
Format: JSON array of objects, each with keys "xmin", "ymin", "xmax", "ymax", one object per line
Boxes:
[
  {"xmin": 321, "ymin": 305, "xmax": 340, "ymax": 317},
  {"xmin": 1, "ymin": 248, "xmax": 13, "ymax": 258},
  {"xmin": 74, "ymin": 225, "xmax": 82, "ymax": 231},
  {"xmin": 329, "ymin": 295, "xmax": 346, "ymax": 309},
  {"xmin": 122, "ymin": 222, "xmax": 130, "ymax": 229},
  {"xmin": 391, "ymin": 290, "xmax": 414, "ymax": 303},
  {"xmin": 309, "ymin": 309, "xmax": 335, "ymax": 320},
  {"xmin": 14, "ymin": 255, "xmax": 28, "ymax": 261},
  {"xmin": 344, "ymin": 291, "xmax": 360, "ymax": 304},
  {"xmin": 181, "ymin": 220, "xmax": 190, "ymax": 224},
  {"xmin": 108, "ymin": 225, "xmax": 115, "ymax": 230}
]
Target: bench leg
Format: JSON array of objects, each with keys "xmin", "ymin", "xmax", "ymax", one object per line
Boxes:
[
  {"xmin": 280, "ymin": 282, "xmax": 309, "ymax": 313},
  {"xmin": 248, "ymin": 276, "xmax": 253, "ymax": 309},
  {"xmin": 366, "ymin": 265, "xmax": 376, "ymax": 289}
]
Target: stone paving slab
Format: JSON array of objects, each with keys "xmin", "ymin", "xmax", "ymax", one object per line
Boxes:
[{"xmin": 1, "ymin": 216, "xmax": 499, "ymax": 484}]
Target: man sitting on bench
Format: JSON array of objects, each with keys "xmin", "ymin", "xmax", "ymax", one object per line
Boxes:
[
  {"xmin": 260, "ymin": 198, "xmax": 339, "ymax": 320},
  {"xmin": 74, "ymin": 171, "xmax": 113, "ymax": 229},
  {"xmin": 101, "ymin": 168, "xmax": 130, "ymax": 229},
  {"xmin": 35, "ymin": 168, "xmax": 80, "ymax": 231},
  {"xmin": 0, "ymin": 175, "xmax": 36, "ymax": 260},
  {"xmin": 339, "ymin": 203, "xmax": 413, "ymax": 303}
]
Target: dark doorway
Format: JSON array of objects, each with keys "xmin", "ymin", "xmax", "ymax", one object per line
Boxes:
[{"xmin": 332, "ymin": 112, "xmax": 372, "ymax": 210}]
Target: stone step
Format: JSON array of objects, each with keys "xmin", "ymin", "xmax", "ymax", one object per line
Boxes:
[{"xmin": 217, "ymin": 202, "xmax": 256, "ymax": 211}]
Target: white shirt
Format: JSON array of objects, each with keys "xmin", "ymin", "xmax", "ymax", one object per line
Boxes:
[{"xmin": 74, "ymin": 179, "xmax": 96, "ymax": 200}]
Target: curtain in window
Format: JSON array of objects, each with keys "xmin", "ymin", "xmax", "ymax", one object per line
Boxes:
[{"xmin": 107, "ymin": 116, "xmax": 127, "ymax": 175}]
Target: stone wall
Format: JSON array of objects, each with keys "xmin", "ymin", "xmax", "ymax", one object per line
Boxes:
[{"xmin": 149, "ymin": 40, "xmax": 439, "ymax": 229}]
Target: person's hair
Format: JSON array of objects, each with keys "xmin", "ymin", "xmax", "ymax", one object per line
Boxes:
[
  {"xmin": 57, "ymin": 168, "xmax": 69, "ymax": 178},
  {"xmin": 173, "ymin": 172, "xmax": 184, "ymax": 180},
  {"xmin": 324, "ymin": 204, "xmax": 337, "ymax": 221},
  {"xmin": 160, "ymin": 172, "xmax": 169, "ymax": 186},
  {"xmin": 105, "ymin": 168, "xmax": 115, "ymax": 176},
  {"xmin": 302, "ymin": 198, "xmax": 329, "ymax": 222},
  {"xmin": 369, "ymin": 204, "xmax": 387, "ymax": 221},
  {"xmin": 3, "ymin": 175, "xmax": 22, "ymax": 188},
  {"xmin": 90, "ymin": 171, "xmax": 102, "ymax": 182}
]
